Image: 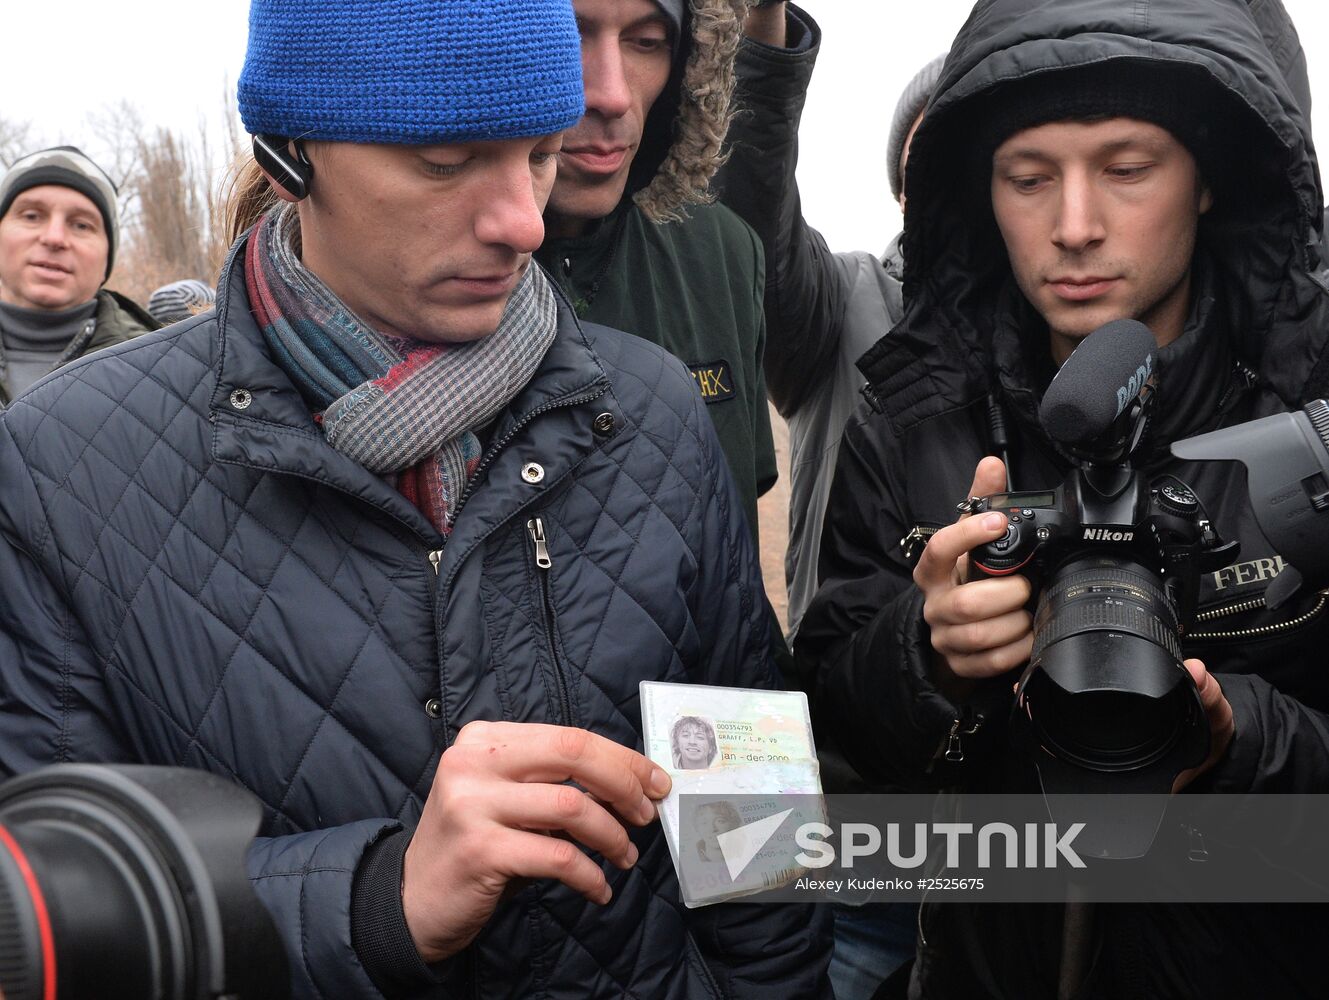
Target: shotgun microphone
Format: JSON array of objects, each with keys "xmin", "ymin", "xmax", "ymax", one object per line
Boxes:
[{"xmin": 1039, "ymin": 319, "xmax": 1157, "ymax": 446}]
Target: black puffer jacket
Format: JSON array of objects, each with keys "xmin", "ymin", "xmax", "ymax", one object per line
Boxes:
[
  {"xmin": 0, "ymin": 239, "xmax": 830, "ymax": 998},
  {"xmin": 797, "ymin": 0, "xmax": 1329, "ymax": 996}
]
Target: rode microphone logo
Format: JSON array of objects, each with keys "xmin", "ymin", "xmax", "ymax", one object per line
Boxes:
[
  {"xmin": 1083, "ymin": 528, "xmax": 1135, "ymax": 542},
  {"xmin": 1114, "ymin": 355, "xmax": 1153, "ymax": 418}
]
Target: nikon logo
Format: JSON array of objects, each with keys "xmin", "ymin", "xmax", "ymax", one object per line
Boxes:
[
  {"xmin": 1114, "ymin": 357, "xmax": 1153, "ymax": 417},
  {"xmin": 1083, "ymin": 528, "xmax": 1134, "ymax": 542}
]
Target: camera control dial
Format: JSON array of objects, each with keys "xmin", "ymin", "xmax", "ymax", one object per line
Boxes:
[{"xmin": 1157, "ymin": 482, "xmax": 1199, "ymax": 517}]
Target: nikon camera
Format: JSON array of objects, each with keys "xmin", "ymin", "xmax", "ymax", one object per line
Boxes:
[{"xmin": 966, "ymin": 321, "xmax": 1237, "ymax": 803}]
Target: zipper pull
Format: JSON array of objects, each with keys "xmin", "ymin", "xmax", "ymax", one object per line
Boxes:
[
  {"xmin": 900, "ymin": 526, "xmax": 939, "ymax": 564},
  {"xmin": 944, "ymin": 717, "xmax": 966, "ymax": 762},
  {"xmin": 941, "ymin": 708, "xmax": 981, "ymax": 763},
  {"xmin": 860, "ymin": 382, "xmax": 885, "ymax": 414},
  {"xmin": 428, "ymin": 550, "xmax": 443, "ymax": 576},
  {"xmin": 527, "ymin": 517, "xmax": 552, "ymax": 569},
  {"xmin": 901, "ymin": 527, "xmax": 925, "ymax": 563}
]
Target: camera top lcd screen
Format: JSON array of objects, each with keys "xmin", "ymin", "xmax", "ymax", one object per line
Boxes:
[{"xmin": 986, "ymin": 492, "xmax": 1056, "ymax": 510}]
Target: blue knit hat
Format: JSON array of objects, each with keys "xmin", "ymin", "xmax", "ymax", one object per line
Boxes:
[{"xmin": 238, "ymin": 0, "xmax": 585, "ymax": 143}]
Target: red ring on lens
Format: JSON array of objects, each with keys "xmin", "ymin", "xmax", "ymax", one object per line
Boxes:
[{"xmin": 0, "ymin": 823, "xmax": 56, "ymax": 1000}]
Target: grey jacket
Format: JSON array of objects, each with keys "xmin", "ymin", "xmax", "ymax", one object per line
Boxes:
[
  {"xmin": 0, "ymin": 288, "xmax": 156, "ymax": 405},
  {"xmin": 720, "ymin": 7, "xmax": 903, "ymax": 640}
]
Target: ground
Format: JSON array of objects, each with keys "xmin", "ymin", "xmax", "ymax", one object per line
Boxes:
[{"xmin": 758, "ymin": 402, "xmax": 791, "ymax": 634}]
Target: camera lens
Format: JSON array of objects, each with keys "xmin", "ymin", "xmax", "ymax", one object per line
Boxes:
[
  {"xmin": 0, "ymin": 765, "xmax": 287, "ymax": 1000},
  {"xmin": 1053, "ymin": 690, "xmax": 1174, "ymax": 759},
  {"xmin": 1019, "ymin": 557, "xmax": 1204, "ymax": 774}
]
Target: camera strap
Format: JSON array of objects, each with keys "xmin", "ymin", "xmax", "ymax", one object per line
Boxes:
[{"xmin": 986, "ymin": 393, "xmax": 1015, "ymax": 492}]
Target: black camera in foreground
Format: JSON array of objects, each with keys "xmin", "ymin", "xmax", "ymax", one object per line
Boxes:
[
  {"xmin": 0, "ymin": 764, "xmax": 287, "ymax": 999},
  {"xmin": 965, "ymin": 319, "xmax": 1329, "ymax": 821}
]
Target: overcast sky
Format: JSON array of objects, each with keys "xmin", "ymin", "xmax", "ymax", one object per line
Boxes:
[{"xmin": 6, "ymin": 1, "xmax": 1329, "ymax": 254}]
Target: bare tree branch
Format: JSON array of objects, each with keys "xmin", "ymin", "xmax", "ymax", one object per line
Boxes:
[
  {"xmin": 0, "ymin": 117, "xmax": 36, "ymax": 168},
  {"xmin": 84, "ymin": 94, "xmax": 248, "ymax": 302}
]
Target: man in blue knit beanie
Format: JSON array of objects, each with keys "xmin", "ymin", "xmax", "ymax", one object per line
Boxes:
[{"xmin": 0, "ymin": 1, "xmax": 831, "ymax": 998}]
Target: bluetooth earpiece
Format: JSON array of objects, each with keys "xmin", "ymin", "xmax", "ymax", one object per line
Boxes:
[{"xmin": 252, "ymin": 134, "xmax": 313, "ymax": 201}]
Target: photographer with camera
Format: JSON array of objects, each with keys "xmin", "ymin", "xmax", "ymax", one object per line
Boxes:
[{"xmin": 796, "ymin": 0, "xmax": 1329, "ymax": 995}]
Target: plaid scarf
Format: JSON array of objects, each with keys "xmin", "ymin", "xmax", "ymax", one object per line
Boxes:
[{"xmin": 245, "ymin": 204, "xmax": 557, "ymax": 536}]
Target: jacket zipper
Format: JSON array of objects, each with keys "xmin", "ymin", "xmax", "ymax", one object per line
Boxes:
[
  {"xmin": 1187, "ymin": 590, "xmax": 1328, "ymax": 641},
  {"xmin": 421, "ymin": 547, "xmax": 446, "ymax": 731},
  {"xmin": 860, "ymin": 382, "xmax": 885, "ymax": 414},
  {"xmin": 917, "ymin": 703, "xmax": 986, "ymax": 947},
  {"xmin": 429, "ymin": 385, "xmax": 608, "ymax": 744},
  {"xmin": 686, "ymin": 935, "xmax": 725, "ymax": 999},
  {"xmin": 1214, "ymin": 361, "xmax": 1258, "ymax": 416},
  {"xmin": 529, "ymin": 516, "xmax": 573, "ymax": 726}
]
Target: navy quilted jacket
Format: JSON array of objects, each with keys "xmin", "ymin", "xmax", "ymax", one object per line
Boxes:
[{"xmin": 0, "ymin": 243, "xmax": 831, "ymax": 998}]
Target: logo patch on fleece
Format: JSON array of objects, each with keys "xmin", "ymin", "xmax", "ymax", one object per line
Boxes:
[{"xmin": 688, "ymin": 360, "xmax": 736, "ymax": 404}]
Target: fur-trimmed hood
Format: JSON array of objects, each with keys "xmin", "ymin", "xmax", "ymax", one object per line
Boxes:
[{"xmin": 631, "ymin": 0, "xmax": 748, "ymax": 222}]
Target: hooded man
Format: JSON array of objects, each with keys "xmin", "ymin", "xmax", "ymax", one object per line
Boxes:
[
  {"xmin": 722, "ymin": 0, "xmax": 1311, "ymax": 639},
  {"xmin": 0, "ymin": 146, "xmax": 155, "ymax": 404},
  {"xmin": 797, "ymin": 0, "xmax": 1329, "ymax": 995},
  {"xmin": 0, "ymin": 1, "xmax": 830, "ymax": 997},
  {"xmin": 536, "ymin": 0, "xmax": 777, "ymax": 546}
]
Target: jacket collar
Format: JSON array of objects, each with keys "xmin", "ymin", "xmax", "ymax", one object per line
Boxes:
[
  {"xmin": 859, "ymin": 250, "xmax": 1246, "ymax": 463},
  {"xmin": 209, "ymin": 234, "xmax": 611, "ymax": 544},
  {"xmin": 91, "ymin": 289, "xmax": 159, "ymax": 348},
  {"xmin": 988, "ymin": 257, "xmax": 1238, "ymax": 467}
]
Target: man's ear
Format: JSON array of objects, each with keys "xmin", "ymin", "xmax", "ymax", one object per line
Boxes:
[
  {"xmin": 255, "ymin": 164, "xmax": 302, "ymax": 204},
  {"xmin": 252, "ymin": 135, "xmax": 313, "ymax": 202},
  {"xmin": 1199, "ymin": 182, "xmax": 1214, "ymax": 216}
]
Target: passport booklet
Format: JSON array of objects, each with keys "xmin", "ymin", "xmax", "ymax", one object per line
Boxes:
[{"xmin": 639, "ymin": 681, "xmax": 825, "ymax": 906}]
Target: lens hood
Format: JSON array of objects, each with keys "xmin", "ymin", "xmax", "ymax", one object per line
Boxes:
[{"xmin": 0, "ymin": 765, "xmax": 287, "ymax": 1000}]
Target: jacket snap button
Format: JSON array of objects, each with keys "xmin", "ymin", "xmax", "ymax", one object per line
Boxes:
[
  {"xmin": 593, "ymin": 412, "xmax": 615, "ymax": 435},
  {"xmin": 229, "ymin": 388, "xmax": 253, "ymax": 410},
  {"xmin": 424, "ymin": 698, "xmax": 443, "ymax": 719},
  {"xmin": 521, "ymin": 462, "xmax": 545, "ymax": 484}
]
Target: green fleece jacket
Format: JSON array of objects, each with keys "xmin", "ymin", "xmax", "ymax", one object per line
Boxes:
[
  {"xmin": 0, "ymin": 289, "xmax": 157, "ymax": 405},
  {"xmin": 539, "ymin": 202, "xmax": 776, "ymax": 541}
]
